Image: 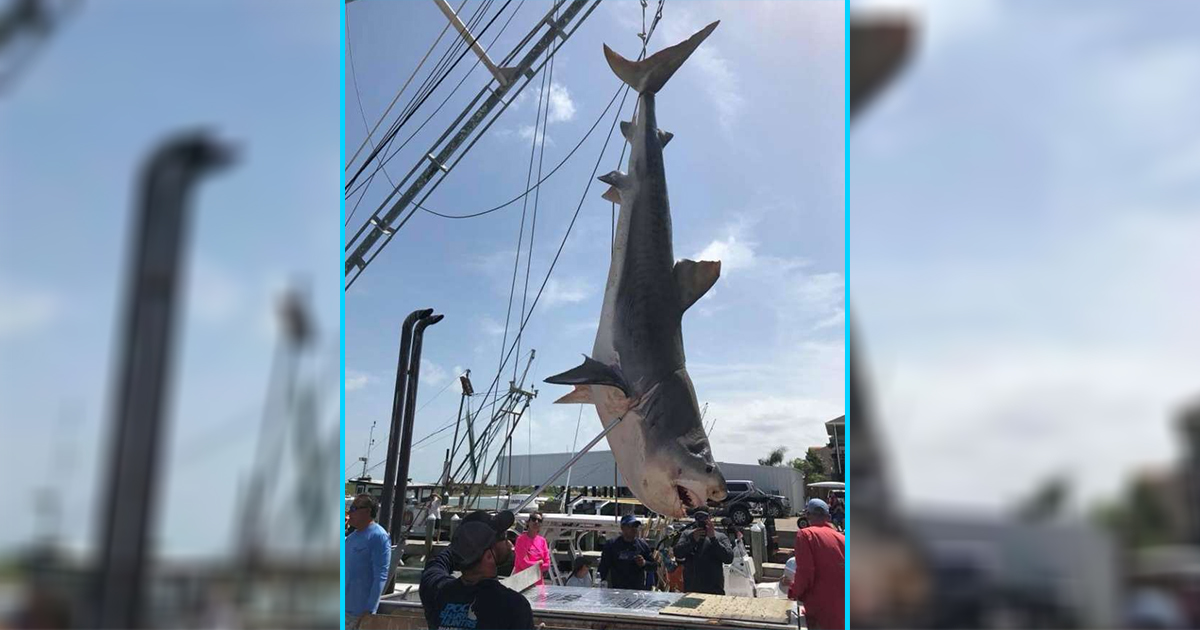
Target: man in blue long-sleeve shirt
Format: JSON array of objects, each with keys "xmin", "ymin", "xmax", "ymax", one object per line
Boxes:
[{"xmin": 345, "ymin": 494, "xmax": 392, "ymax": 629}]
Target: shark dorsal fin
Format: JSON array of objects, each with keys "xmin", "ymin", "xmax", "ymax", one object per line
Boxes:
[
  {"xmin": 674, "ymin": 259, "xmax": 721, "ymax": 313},
  {"xmin": 620, "ymin": 121, "xmax": 674, "ymax": 148}
]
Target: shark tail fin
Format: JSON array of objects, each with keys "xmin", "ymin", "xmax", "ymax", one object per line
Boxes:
[{"xmin": 603, "ymin": 21, "xmax": 719, "ymax": 94}]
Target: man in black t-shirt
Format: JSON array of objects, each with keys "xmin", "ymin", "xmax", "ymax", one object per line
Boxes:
[
  {"xmin": 598, "ymin": 514, "xmax": 656, "ymax": 590},
  {"xmin": 419, "ymin": 510, "xmax": 534, "ymax": 630}
]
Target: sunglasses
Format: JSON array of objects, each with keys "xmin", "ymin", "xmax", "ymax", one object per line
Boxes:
[
  {"xmin": 348, "ymin": 505, "xmax": 371, "ymax": 513},
  {"xmin": 529, "ymin": 518, "xmax": 543, "ymax": 524}
]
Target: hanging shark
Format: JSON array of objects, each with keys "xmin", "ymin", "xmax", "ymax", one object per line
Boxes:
[{"xmin": 545, "ymin": 22, "xmax": 727, "ymax": 518}]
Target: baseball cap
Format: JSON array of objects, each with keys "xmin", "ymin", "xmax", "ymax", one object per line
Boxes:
[
  {"xmin": 450, "ymin": 510, "xmax": 515, "ymax": 566},
  {"xmin": 784, "ymin": 557, "xmax": 796, "ymax": 576},
  {"xmin": 692, "ymin": 510, "xmax": 710, "ymax": 523},
  {"xmin": 805, "ymin": 498, "xmax": 830, "ymax": 516},
  {"xmin": 620, "ymin": 514, "xmax": 640, "ymax": 527}
]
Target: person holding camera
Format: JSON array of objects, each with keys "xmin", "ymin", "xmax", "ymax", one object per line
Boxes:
[{"xmin": 672, "ymin": 511, "xmax": 733, "ymax": 595}]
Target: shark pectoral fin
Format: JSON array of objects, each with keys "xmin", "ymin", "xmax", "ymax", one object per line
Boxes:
[
  {"xmin": 554, "ymin": 385, "xmax": 594, "ymax": 405},
  {"xmin": 598, "ymin": 170, "xmax": 629, "ymax": 190},
  {"xmin": 544, "ymin": 355, "xmax": 630, "ymax": 396},
  {"xmin": 602, "ymin": 21, "xmax": 719, "ymax": 94},
  {"xmin": 674, "ymin": 259, "xmax": 721, "ymax": 312},
  {"xmin": 620, "ymin": 121, "xmax": 675, "ymax": 149},
  {"xmin": 601, "ymin": 185, "xmax": 622, "ymax": 204}
]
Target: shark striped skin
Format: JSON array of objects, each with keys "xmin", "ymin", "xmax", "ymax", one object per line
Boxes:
[{"xmin": 545, "ymin": 22, "xmax": 728, "ymax": 518}]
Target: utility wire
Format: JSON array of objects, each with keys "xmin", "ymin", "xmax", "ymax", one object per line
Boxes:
[
  {"xmin": 344, "ymin": 0, "xmax": 464, "ymax": 175},
  {"xmin": 341, "ymin": 0, "xmax": 604, "ymax": 274},
  {"xmin": 344, "ymin": 1, "xmax": 526, "ymax": 227},
  {"xmin": 516, "ymin": 6, "xmax": 555, "ymax": 380},
  {"xmin": 345, "ymin": 0, "xmax": 513, "ymax": 195},
  {"xmin": 381, "ymin": 83, "xmax": 622, "ymax": 223}
]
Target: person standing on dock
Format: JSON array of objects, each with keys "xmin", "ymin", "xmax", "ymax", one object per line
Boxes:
[
  {"xmin": 429, "ymin": 494, "xmax": 443, "ymax": 542},
  {"xmin": 513, "ymin": 512, "xmax": 552, "ymax": 586},
  {"xmin": 599, "ymin": 514, "xmax": 657, "ymax": 590},
  {"xmin": 673, "ymin": 511, "xmax": 734, "ymax": 595},
  {"xmin": 789, "ymin": 499, "xmax": 845, "ymax": 630},
  {"xmin": 345, "ymin": 494, "xmax": 391, "ymax": 629},
  {"xmin": 420, "ymin": 510, "xmax": 533, "ymax": 629}
]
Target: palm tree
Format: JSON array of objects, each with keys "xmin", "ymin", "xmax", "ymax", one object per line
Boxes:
[{"xmin": 758, "ymin": 446, "xmax": 788, "ymax": 467}]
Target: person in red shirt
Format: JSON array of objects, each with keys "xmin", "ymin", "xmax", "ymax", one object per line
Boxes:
[{"xmin": 790, "ymin": 498, "xmax": 845, "ymax": 630}]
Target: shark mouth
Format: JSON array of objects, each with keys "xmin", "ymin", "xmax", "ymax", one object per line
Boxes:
[{"xmin": 676, "ymin": 485, "xmax": 701, "ymax": 511}]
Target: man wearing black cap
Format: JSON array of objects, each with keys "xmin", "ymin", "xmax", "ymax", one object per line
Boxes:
[
  {"xmin": 418, "ymin": 510, "xmax": 534, "ymax": 629},
  {"xmin": 673, "ymin": 510, "xmax": 734, "ymax": 595},
  {"xmin": 598, "ymin": 514, "xmax": 656, "ymax": 590}
]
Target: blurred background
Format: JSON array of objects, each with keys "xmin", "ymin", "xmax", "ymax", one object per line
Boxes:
[
  {"xmin": 0, "ymin": 1, "xmax": 339, "ymax": 628},
  {"xmin": 849, "ymin": 0, "xmax": 1200, "ymax": 628}
]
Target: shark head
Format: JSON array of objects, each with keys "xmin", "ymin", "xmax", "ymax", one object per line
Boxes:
[{"xmin": 625, "ymin": 369, "xmax": 727, "ymax": 517}]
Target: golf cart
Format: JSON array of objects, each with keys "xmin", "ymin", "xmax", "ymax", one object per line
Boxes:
[{"xmin": 798, "ymin": 481, "xmax": 844, "ymax": 530}]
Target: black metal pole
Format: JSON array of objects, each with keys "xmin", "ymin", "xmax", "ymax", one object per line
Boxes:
[
  {"xmin": 378, "ymin": 308, "xmax": 432, "ymax": 533},
  {"xmin": 391, "ymin": 312, "xmax": 443, "ymax": 540},
  {"xmin": 448, "ymin": 371, "xmax": 471, "ymax": 468},
  {"xmin": 94, "ymin": 131, "xmax": 235, "ymax": 629}
]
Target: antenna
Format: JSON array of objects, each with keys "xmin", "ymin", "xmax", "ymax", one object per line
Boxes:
[{"xmin": 363, "ymin": 420, "xmax": 378, "ymax": 476}]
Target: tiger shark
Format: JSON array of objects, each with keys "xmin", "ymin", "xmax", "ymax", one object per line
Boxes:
[{"xmin": 545, "ymin": 21, "xmax": 727, "ymax": 518}]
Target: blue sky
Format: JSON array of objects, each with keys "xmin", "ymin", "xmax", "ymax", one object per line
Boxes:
[
  {"xmin": 852, "ymin": 0, "xmax": 1200, "ymax": 509},
  {"xmin": 0, "ymin": 1, "xmax": 340, "ymax": 556},
  {"xmin": 344, "ymin": 1, "xmax": 846, "ymax": 488}
]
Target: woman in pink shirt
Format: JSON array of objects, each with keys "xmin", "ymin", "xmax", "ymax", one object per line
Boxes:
[{"xmin": 513, "ymin": 512, "xmax": 551, "ymax": 585}]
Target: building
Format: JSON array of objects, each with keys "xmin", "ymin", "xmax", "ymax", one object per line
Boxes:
[
  {"xmin": 825, "ymin": 415, "xmax": 845, "ymax": 482},
  {"xmin": 498, "ymin": 451, "xmax": 809, "ymax": 512},
  {"xmin": 907, "ymin": 510, "xmax": 1120, "ymax": 628}
]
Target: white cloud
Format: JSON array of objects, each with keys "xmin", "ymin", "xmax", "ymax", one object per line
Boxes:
[
  {"xmin": 518, "ymin": 124, "xmax": 554, "ymax": 147},
  {"xmin": 0, "ymin": 278, "xmax": 60, "ymax": 339},
  {"xmin": 660, "ymin": 12, "xmax": 745, "ymax": 131},
  {"xmin": 1094, "ymin": 43, "xmax": 1200, "ymax": 155},
  {"xmin": 694, "ymin": 233, "xmax": 756, "ymax": 272},
  {"xmin": 479, "ymin": 317, "xmax": 506, "ymax": 337},
  {"xmin": 853, "ymin": 0, "xmax": 1002, "ymax": 56},
  {"xmin": 188, "ymin": 257, "xmax": 243, "ymax": 325},
  {"xmin": 451, "ymin": 365, "xmax": 465, "ymax": 393},
  {"xmin": 855, "ymin": 207, "xmax": 1200, "ymax": 509},
  {"xmin": 544, "ymin": 83, "xmax": 576, "ymax": 123},
  {"xmin": 345, "ymin": 370, "xmax": 372, "ymax": 392},
  {"xmin": 421, "ymin": 359, "xmax": 448, "ymax": 386},
  {"xmin": 814, "ymin": 309, "xmax": 845, "ymax": 330},
  {"xmin": 540, "ymin": 278, "xmax": 591, "ymax": 307},
  {"xmin": 694, "ymin": 338, "xmax": 845, "ymax": 467}
]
